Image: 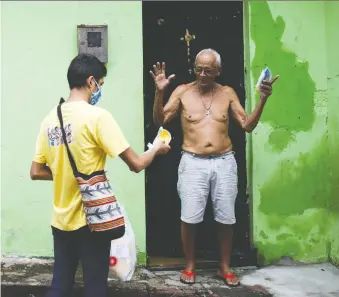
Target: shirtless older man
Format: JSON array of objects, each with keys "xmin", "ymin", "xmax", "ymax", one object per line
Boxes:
[{"xmin": 151, "ymin": 49, "xmax": 278, "ymax": 286}]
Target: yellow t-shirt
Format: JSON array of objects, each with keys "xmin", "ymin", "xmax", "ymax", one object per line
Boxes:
[{"xmin": 33, "ymin": 101, "xmax": 130, "ymax": 231}]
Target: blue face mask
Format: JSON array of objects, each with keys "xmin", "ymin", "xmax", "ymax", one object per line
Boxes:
[{"xmin": 89, "ymin": 79, "xmax": 102, "ymax": 105}]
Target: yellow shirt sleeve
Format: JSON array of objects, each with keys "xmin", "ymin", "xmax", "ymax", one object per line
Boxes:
[
  {"xmin": 96, "ymin": 110, "xmax": 130, "ymax": 158},
  {"xmin": 33, "ymin": 123, "xmax": 47, "ymax": 164}
]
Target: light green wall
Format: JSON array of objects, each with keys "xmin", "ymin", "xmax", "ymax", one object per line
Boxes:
[
  {"xmin": 2, "ymin": 1, "xmax": 338, "ymax": 268},
  {"xmin": 246, "ymin": 1, "xmax": 339, "ymax": 265},
  {"xmin": 1, "ymin": 1, "xmax": 147, "ymax": 263},
  {"xmin": 325, "ymin": 1, "xmax": 339, "ymax": 267},
  {"xmin": 0, "ymin": 0, "xmax": 2, "ymax": 258}
]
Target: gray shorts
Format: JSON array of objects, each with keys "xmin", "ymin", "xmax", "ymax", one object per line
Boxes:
[{"xmin": 177, "ymin": 151, "xmax": 238, "ymax": 225}]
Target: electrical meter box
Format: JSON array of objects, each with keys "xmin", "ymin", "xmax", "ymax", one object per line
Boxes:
[{"xmin": 77, "ymin": 25, "xmax": 108, "ymax": 63}]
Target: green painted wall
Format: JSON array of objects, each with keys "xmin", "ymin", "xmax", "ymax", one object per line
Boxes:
[
  {"xmin": 325, "ymin": 1, "xmax": 339, "ymax": 267},
  {"xmin": 246, "ymin": 1, "xmax": 339, "ymax": 265},
  {"xmin": 2, "ymin": 1, "xmax": 338, "ymax": 268},
  {"xmin": 1, "ymin": 1, "xmax": 147, "ymax": 263}
]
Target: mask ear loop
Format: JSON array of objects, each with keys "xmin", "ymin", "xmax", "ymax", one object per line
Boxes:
[
  {"xmin": 92, "ymin": 78, "xmax": 100, "ymax": 94},
  {"xmin": 88, "ymin": 77, "xmax": 97, "ymax": 93}
]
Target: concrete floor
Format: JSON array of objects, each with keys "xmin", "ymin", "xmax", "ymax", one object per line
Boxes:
[
  {"xmin": 240, "ymin": 263, "xmax": 339, "ymax": 297},
  {"xmin": 1, "ymin": 257, "xmax": 339, "ymax": 296},
  {"xmin": 151, "ymin": 263, "xmax": 339, "ymax": 297}
]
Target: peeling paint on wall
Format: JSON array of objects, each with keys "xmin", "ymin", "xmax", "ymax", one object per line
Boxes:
[
  {"xmin": 247, "ymin": 0, "xmax": 339, "ymax": 265},
  {"xmin": 257, "ymin": 135, "xmax": 339, "ymax": 263},
  {"xmin": 250, "ymin": 1, "xmax": 316, "ymax": 153},
  {"xmin": 260, "ymin": 136, "xmax": 338, "ymax": 216}
]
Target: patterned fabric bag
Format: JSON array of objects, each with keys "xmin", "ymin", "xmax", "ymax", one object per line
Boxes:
[{"xmin": 57, "ymin": 99, "xmax": 125, "ymax": 237}]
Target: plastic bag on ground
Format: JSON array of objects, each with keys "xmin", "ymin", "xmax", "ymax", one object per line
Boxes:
[{"xmin": 108, "ymin": 204, "xmax": 137, "ymax": 281}]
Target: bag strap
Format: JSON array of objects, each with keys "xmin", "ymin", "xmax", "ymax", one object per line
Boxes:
[{"xmin": 57, "ymin": 98, "xmax": 79, "ymax": 176}]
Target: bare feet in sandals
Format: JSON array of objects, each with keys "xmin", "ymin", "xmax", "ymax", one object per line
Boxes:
[
  {"xmin": 180, "ymin": 269, "xmax": 196, "ymax": 285},
  {"xmin": 217, "ymin": 270, "xmax": 240, "ymax": 287}
]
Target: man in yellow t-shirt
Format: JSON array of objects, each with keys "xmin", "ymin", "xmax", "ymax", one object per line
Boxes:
[{"xmin": 30, "ymin": 54, "xmax": 170, "ymax": 297}]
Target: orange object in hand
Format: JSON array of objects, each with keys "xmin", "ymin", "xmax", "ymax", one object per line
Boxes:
[
  {"xmin": 158, "ymin": 128, "xmax": 171, "ymax": 144},
  {"xmin": 147, "ymin": 127, "xmax": 172, "ymax": 151}
]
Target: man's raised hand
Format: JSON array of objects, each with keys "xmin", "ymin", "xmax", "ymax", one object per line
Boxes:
[
  {"xmin": 259, "ymin": 75, "xmax": 280, "ymax": 99},
  {"xmin": 150, "ymin": 62, "xmax": 175, "ymax": 91}
]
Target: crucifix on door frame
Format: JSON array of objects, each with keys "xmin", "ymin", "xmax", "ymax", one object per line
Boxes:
[{"xmin": 180, "ymin": 29, "xmax": 196, "ymax": 74}]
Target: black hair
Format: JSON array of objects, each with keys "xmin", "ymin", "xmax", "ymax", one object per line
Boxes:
[{"xmin": 67, "ymin": 54, "xmax": 107, "ymax": 89}]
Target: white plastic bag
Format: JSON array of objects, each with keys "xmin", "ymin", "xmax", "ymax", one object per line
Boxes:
[{"xmin": 108, "ymin": 205, "xmax": 137, "ymax": 281}]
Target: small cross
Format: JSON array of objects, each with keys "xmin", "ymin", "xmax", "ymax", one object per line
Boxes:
[{"xmin": 180, "ymin": 29, "xmax": 195, "ymax": 64}]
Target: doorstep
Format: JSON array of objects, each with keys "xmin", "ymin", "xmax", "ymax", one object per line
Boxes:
[{"xmin": 1, "ymin": 257, "xmax": 271, "ymax": 297}]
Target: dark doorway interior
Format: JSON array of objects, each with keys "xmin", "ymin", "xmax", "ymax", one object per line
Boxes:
[{"xmin": 142, "ymin": 1, "xmax": 255, "ymax": 268}]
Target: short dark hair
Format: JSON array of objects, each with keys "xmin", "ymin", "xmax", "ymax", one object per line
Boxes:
[{"xmin": 67, "ymin": 54, "xmax": 107, "ymax": 89}]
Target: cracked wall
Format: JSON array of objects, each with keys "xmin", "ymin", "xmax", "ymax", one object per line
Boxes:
[{"xmin": 246, "ymin": 1, "xmax": 339, "ymax": 265}]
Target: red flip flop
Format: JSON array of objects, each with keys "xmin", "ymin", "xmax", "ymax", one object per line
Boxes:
[
  {"xmin": 180, "ymin": 270, "xmax": 196, "ymax": 285},
  {"xmin": 218, "ymin": 272, "xmax": 240, "ymax": 287}
]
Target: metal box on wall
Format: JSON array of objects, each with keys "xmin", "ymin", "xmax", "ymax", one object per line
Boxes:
[{"xmin": 77, "ymin": 25, "xmax": 108, "ymax": 63}]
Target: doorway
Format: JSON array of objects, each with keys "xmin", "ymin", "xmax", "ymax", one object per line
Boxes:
[{"xmin": 142, "ymin": 1, "xmax": 255, "ymax": 268}]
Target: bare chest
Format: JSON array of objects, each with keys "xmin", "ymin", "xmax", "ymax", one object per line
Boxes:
[{"xmin": 181, "ymin": 92, "xmax": 230, "ymax": 124}]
